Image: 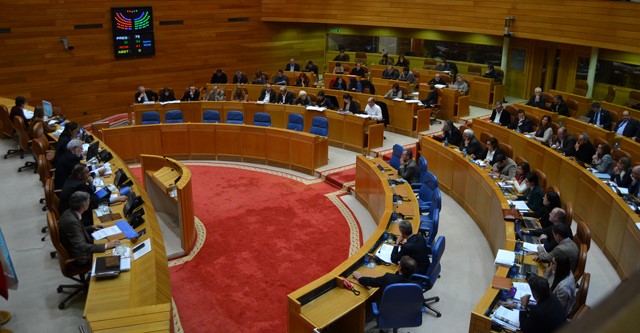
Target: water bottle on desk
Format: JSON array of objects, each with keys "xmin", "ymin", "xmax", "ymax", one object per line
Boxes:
[
  {"xmin": 443, "ymin": 137, "xmax": 449, "ymax": 147},
  {"xmin": 463, "ymin": 148, "xmax": 467, "ymax": 158},
  {"xmin": 614, "ymin": 142, "xmax": 620, "ymax": 150}
]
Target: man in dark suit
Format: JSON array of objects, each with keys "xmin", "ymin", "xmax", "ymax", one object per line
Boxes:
[
  {"xmin": 489, "ymin": 102, "xmax": 511, "ymax": 126},
  {"xmin": 54, "ymin": 139, "xmax": 106, "ymax": 190},
  {"xmin": 525, "ymin": 87, "xmax": 547, "ymax": 109},
  {"xmin": 518, "ymin": 276, "xmax": 567, "ymax": 333},
  {"xmin": 58, "ymin": 191, "xmax": 118, "ymax": 265},
  {"xmin": 628, "ymin": 166, "xmax": 640, "ymax": 197},
  {"xmin": 613, "ymin": 111, "xmax": 638, "ymax": 137},
  {"xmin": 210, "ymin": 69, "xmax": 228, "ymax": 84},
  {"xmin": 438, "ymin": 120, "xmax": 463, "ymax": 146},
  {"xmin": 390, "ymin": 221, "xmax": 431, "ymax": 275},
  {"xmin": 9, "ymin": 96, "xmax": 29, "ymax": 129},
  {"xmin": 258, "ymin": 84, "xmax": 277, "ymax": 103},
  {"xmin": 550, "ymin": 127, "xmax": 577, "ymax": 156},
  {"xmin": 461, "ymin": 128, "xmax": 484, "ymax": 158},
  {"xmin": 574, "ymin": 133, "xmax": 596, "ymax": 165},
  {"xmin": 349, "ymin": 62, "xmax": 367, "ymax": 78},
  {"xmin": 587, "ymin": 101, "xmax": 612, "ymax": 130},
  {"xmin": 399, "ymin": 150, "xmax": 420, "ymax": 184},
  {"xmin": 272, "ymin": 69, "xmax": 290, "ymax": 85},
  {"xmin": 428, "ymin": 73, "xmax": 448, "ymax": 87},
  {"xmin": 134, "ymin": 86, "xmax": 157, "ymax": 104},
  {"xmin": 508, "ymin": 109, "xmax": 533, "ymax": 133},
  {"xmin": 276, "ymin": 86, "xmax": 293, "ymax": 105},
  {"xmin": 285, "ymin": 58, "xmax": 300, "ymax": 72},
  {"xmin": 550, "ymin": 95, "xmax": 570, "ymax": 116},
  {"xmin": 352, "ymin": 256, "xmax": 417, "ymax": 290},
  {"xmin": 332, "ymin": 49, "xmax": 350, "ymax": 62},
  {"xmin": 181, "ymin": 85, "xmax": 200, "ymax": 101}
]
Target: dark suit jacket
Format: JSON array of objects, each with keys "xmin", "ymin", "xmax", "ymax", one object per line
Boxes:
[
  {"xmin": 181, "ymin": 90, "xmax": 200, "ymax": 102},
  {"xmin": 587, "ymin": 109, "xmax": 612, "ymax": 130},
  {"xmin": 232, "ymin": 75, "xmax": 248, "ymax": 84},
  {"xmin": 489, "ymin": 109, "xmax": 511, "ymax": 126},
  {"xmin": 444, "ymin": 127, "xmax": 463, "ymax": 147},
  {"xmin": 210, "ymin": 73, "xmax": 228, "ymax": 84},
  {"xmin": 350, "ymin": 67, "xmax": 367, "ymax": 78},
  {"xmin": 58, "ymin": 209, "xmax": 104, "ymax": 265},
  {"xmin": 391, "ymin": 234, "xmax": 431, "ymax": 275},
  {"xmin": 258, "ymin": 89, "xmax": 277, "ymax": 103},
  {"xmin": 59, "ymin": 178, "xmax": 97, "ymax": 226},
  {"xmin": 526, "ymin": 186, "xmax": 544, "ymax": 212},
  {"xmin": 613, "ymin": 119, "xmax": 638, "ymax": 138},
  {"xmin": 158, "ymin": 89, "xmax": 176, "ymax": 102},
  {"xmin": 509, "ymin": 117, "xmax": 533, "ymax": 133},
  {"xmin": 285, "ymin": 63, "xmax": 300, "ymax": 72},
  {"xmin": 54, "ymin": 150, "xmax": 82, "ymax": 190},
  {"xmin": 276, "ymin": 91, "xmax": 294, "ymax": 105},
  {"xmin": 357, "ymin": 273, "xmax": 413, "ymax": 290},
  {"xmin": 526, "ymin": 95, "xmax": 547, "ymax": 109},
  {"xmin": 462, "ymin": 136, "xmax": 484, "ymax": 158},
  {"xmin": 629, "ymin": 179, "xmax": 640, "ymax": 197},
  {"xmin": 478, "ymin": 147, "xmax": 502, "ymax": 165},
  {"xmin": 519, "ymin": 295, "xmax": 567, "ymax": 333},
  {"xmin": 316, "ymin": 97, "xmax": 336, "ymax": 110},
  {"xmin": 343, "ymin": 101, "xmax": 360, "ymax": 113},
  {"xmin": 332, "ymin": 54, "xmax": 350, "ymax": 62},
  {"xmin": 421, "ymin": 90, "xmax": 439, "ymax": 107},
  {"xmin": 550, "ymin": 101, "xmax": 570, "ymax": 116},
  {"xmin": 575, "ymin": 141, "xmax": 596, "ymax": 165},
  {"xmin": 613, "ymin": 170, "xmax": 633, "ymax": 188},
  {"xmin": 273, "ymin": 75, "xmax": 290, "ymax": 85},
  {"xmin": 134, "ymin": 90, "xmax": 158, "ymax": 103},
  {"xmin": 9, "ymin": 106, "xmax": 29, "ymax": 129},
  {"xmin": 399, "ymin": 159, "xmax": 420, "ymax": 184},
  {"xmin": 553, "ymin": 135, "xmax": 577, "ymax": 156}
]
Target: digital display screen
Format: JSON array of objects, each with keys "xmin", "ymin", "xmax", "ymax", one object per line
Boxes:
[{"xmin": 111, "ymin": 7, "xmax": 155, "ymax": 59}]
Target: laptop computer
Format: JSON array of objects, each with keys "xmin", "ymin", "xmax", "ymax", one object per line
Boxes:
[
  {"xmin": 522, "ymin": 218, "xmax": 539, "ymax": 229},
  {"xmin": 514, "ymin": 220, "xmax": 539, "ymax": 244},
  {"xmin": 94, "ymin": 187, "xmax": 112, "ymax": 205},
  {"xmin": 42, "ymin": 100, "xmax": 53, "ymax": 118}
]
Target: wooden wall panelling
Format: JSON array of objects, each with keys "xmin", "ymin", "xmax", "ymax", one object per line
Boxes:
[
  {"xmin": 241, "ymin": 126, "xmax": 268, "ymax": 162},
  {"xmin": 215, "ymin": 124, "xmax": 242, "ymax": 160},
  {"xmin": 188, "ymin": 123, "xmax": 217, "ymax": 158},
  {"xmin": 101, "ymin": 127, "xmax": 136, "ymax": 161},
  {"xmin": 266, "ymin": 129, "xmax": 292, "ymax": 167},
  {"xmin": 133, "ymin": 125, "xmax": 163, "ymax": 158},
  {"xmin": 161, "ymin": 123, "xmax": 190, "ymax": 159}
]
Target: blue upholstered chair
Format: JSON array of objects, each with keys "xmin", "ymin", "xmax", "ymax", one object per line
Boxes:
[
  {"xmin": 411, "ymin": 156, "xmax": 428, "ymax": 191},
  {"xmin": 417, "ymin": 172, "xmax": 439, "ymax": 212},
  {"xmin": 253, "ymin": 112, "xmax": 271, "ymax": 127},
  {"xmin": 371, "ymin": 283, "xmax": 426, "ymax": 332},
  {"xmin": 141, "ymin": 111, "xmax": 160, "ymax": 125},
  {"xmin": 309, "ymin": 116, "xmax": 328, "ymax": 136},
  {"xmin": 203, "ymin": 110, "xmax": 220, "ymax": 123},
  {"xmin": 412, "ymin": 236, "xmax": 446, "ymax": 317},
  {"xmin": 389, "ymin": 144, "xmax": 404, "ymax": 170},
  {"xmin": 226, "ymin": 110, "xmax": 244, "ymax": 124},
  {"xmin": 164, "ymin": 110, "xmax": 184, "ymax": 123},
  {"xmin": 287, "ymin": 113, "xmax": 304, "ymax": 131}
]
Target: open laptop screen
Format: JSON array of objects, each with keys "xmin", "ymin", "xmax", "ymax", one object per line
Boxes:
[{"xmin": 42, "ymin": 100, "xmax": 53, "ymax": 117}]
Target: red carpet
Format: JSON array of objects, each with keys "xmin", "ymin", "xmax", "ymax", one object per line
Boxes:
[
  {"xmin": 130, "ymin": 165, "xmax": 355, "ymax": 332},
  {"xmin": 381, "ymin": 143, "xmax": 417, "ymax": 161},
  {"xmin": 323, "ymin": 165, "xmax": 356, "ymax": 190}
]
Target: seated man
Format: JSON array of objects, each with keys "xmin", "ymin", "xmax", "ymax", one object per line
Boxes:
[
  {"xmin": 526, "ymin": 87, "xmax": 547, "ymax": 109},
  {"xmin": 134, "ymin": 86, "xmax": 157, "ymax": 104},
  {"xmin": 550, "ymin": 95, "xmax": 570, "ymax": 116},
  {"xmin": 9, "ymin": 96, "xmax": 30, "ymax": 129},
  {"xmin": 58, "ymin": 191, "xmax": 119, "ymax": 265},
  {"xmin": 304, "ymin": 61, "xmax": 319, "ymax": 76},
  {"xmin": 420, "ymin": 83, "xmax": 439, "ymax": 107},
  {"xmin": 483, "ymin": 64, "xmax": 501, "ymax": 83},
  {"xmin": 390, "ymin": 221, "xmax": 431, "ymax": 275},
  {"xmin": 428, "ymin": 73, "xmax": 447, "ymax": 87},
  {"xmin": 627, "ymin": 165, "xmax": 640, "ymax": 197},
  {"xmin": 574, "ymin": 132, "xmax": 596, "ymax": 165},
  {"xmin": 232, "ymin": 70, "xmax": 248, "ymax": 84},
  {"xmin": 60, "ymin": 164, "xmax": 126, "ymax": 226},
  {"xmin": 435, "ymin": 120, "xmax": 462, "ymax": 147},
  {"xmin": 231, "ymin": 85, "xmax": 247, "ymax": 102},
  {"xmin": 258, "ymin": 84, "xmax": 276, "ymax": 103},
  {"xmin": 352, "ymin": 256, "xmax": 417, "ymax": 289},
  {"xmin": 379, "ymin": 54, "xmax": 392, "ymax": 65},
  {"xmin": 531, "ymin": 208, "xmax": 567, "ymax": 253},
  {"xmin": 54, "ymin": 139, "xmax": 105, "ymax": 190},
  {"xmin": 518, "ymin": 275, "xmax": 567, "ymax": 333},
  {"xmin": 158, "ymin": 87, "xmax": 176, "ymax": 102},
  {"xmin": 315, "ymin": 91, "xmax": 336, "ymax": 110},
  {"xmin": 206, "ymin": 85, "xmax": 225, "ymax": 101},
  {"xmin": 550, "ymin": 127, "xmax": 577, "ymax": 156},
  {"xmin": 491, "ymin": 154, "xmax": 517, "ymax": 180},
  {"xmin": 461, "ymin": 129, "xmax": 484, "ymax": 158},
  {"xmin": 332, "ymin": 49, "xmax": 350, "ymax": 62},
  {"xmin": 398, "ymin": 67, "xmax": 416, "ymax": 85},
  {"xmin": 587, "ymin": 101, "xmax": 612, "ymax": 130},
  {"xmin": 489, "ymin": 102, "xmax": 511, "ymax": 126},
  {"xmin": 285, "ymin": 58, "xmax": 300, "ymax": 72},
  {"xmin": 613, "ymin": 111, "xmax": 638, "ymax": 138},
  {"xmin": 277, "ymin": 86, "xmax": 293, "ymax": 105},
  {"xmin": 382, "ymin": 65, "xmax": 399, "ymax": 80},
  {"xmin": 210, "ymin": 68, "xmax": 228, "ymax": 84},
  {"xmin": 364, "ymin": 97, "xmax": 383, "ymax": 121},
  {"xmin": 535, "ymin": 223, "xmax": 579, "ymax": 271},
  {"xmin": 350, "ymin": 62, "xmax": 367, "ymax": 78},
  {"xmin": 181, "ymin": 85, "xmax": 200, "ymax": 101},
  {"xmin": 508, "ymin": 109, "xmax": 533, "ymax": 133},
  {"xmin": 384, "ymin": 83, "xmax": 403, "ymax": 99},
  {"xmin": 398, "ymin": 149, "xmax": 420, "ymax": 184},
  {"xmin": 435, "ymin": 58, "xmax": 452, "ymax": 72},
  {"xmin": 272, "ymin": 69, "xmax": 290, "ymax": 85}
]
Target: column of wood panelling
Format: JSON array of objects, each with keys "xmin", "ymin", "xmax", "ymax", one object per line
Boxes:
[
  {"xmin": 261, "ymin": 0, "xmax": 640, "ymax": 54},
  {"xmin": 0, "ymin": 1, "xmax": 325, "ymax": 120}
]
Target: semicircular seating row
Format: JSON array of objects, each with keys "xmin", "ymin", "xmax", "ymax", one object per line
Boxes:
[{"xmin": 140, "ymin": 110, "xmax": 329, "ymax": 136}]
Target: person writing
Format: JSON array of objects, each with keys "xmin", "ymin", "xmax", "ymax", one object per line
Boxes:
[
  {"xmin": 384, "ymin": 83, "xmax": 403, "ymax": 99},
  {"xmin": 504, "ymin": 276, "xmax": 567, "ymax": 333},
  {"xmin": 518, "ymin": 172, "xmax": 544, "ymax": 212}
]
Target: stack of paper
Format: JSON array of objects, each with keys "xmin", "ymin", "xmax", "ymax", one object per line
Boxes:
[
  {"xmin": 513, "ymin": 282, "xmax": 537, "ymax": 303},
  {"xmin": 508, "ymin": 200, "xmax": 530, "ymax": 211},
  {"xmin": 375, "ymin": 243, "xmax": 395, "ymax": 264},
  {"xmin": 306, "ymin": 106, "xmax": 326, "ymax": 112},
  {"xmin": 491, "ymin": 306, "xmax": 520, "ymax": 331},
  {"xmin": 91, "ymin": 226, "xmax": 122, "ymax": 240},
  {"xmin": 494, "ymin": 249, "xmax": 516, "ymax": 266},
  {"xmin": 522, "ymin": 242, "xmax": 539, "ymax": 253}
]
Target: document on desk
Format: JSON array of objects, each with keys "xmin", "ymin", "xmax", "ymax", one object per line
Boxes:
[
  {"xmin": 306, "ymin": 106, "xmax": 326, "ymax": 112},
  {"xmin": 375, "ymin": 243, "xmax": 395, "ymax": 264},
  {"xmin": 92, "ymin": 225, "xmax": 122, "ymax": 240},
  {"xmin": 392, "ymin": 98, "xmax": 404, "ymax": 102},
  {"xmin": 491, "ymin": 306, "xmax": 520, "ymax": 330},
  {"xmin": 494, "ymin": 249, "xmax": 516, "ymax": 267},
  {"xmin": 512, "ymin": 282, "xmax": 536, "ymax": 303},
  {"xmin": 521, "ymin": 242, "xmax": 539, "ymax": 253},
  {"xmin": 593, "ymin": 172, "xmax": 611, "ymax": 180},
  {"xmin": 354, "ymin": 114, "xmax": 370, "ymax": 118},
  {"xmin": 508, "ymin": 200, "xmax": 529, "ymax": 212},
  {"xmin": 405, "ymin": 99, "xmax": 421, "ymax": 104}
]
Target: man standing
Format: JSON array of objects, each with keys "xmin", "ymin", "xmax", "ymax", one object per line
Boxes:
[
  {"xmin": 58, "ymin": 191, "xmax": 119, "ymax": 265},
  {"xmin": 364, "ymin": 97, "xmax": 383, "ymax": 121},
  {"xmin": 390, "ymin": 221, "xmax": 431, "ymax": 275},
  {"xmin": 399, "ymin": 150, "xmax": 420, "ymax": 184},
  {"xmin": 587, "ymin": 102, "xmax": 612, "ymax": 130}
]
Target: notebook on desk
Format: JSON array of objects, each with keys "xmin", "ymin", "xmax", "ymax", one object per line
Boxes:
[{"xmin": 92, "ymin": 256, "xmax": 121, "ymax": 278}]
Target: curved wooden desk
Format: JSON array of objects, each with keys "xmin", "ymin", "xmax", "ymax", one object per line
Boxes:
[
  {"xmin": 100, "ymin": 123, "xmax": 328, "ymax": 176},
  {"xmin": 287, "ymin": 155, "xmax": 420, "ymax": 333},
  {"xmin": 140, "ymin": 154, "xmax": 196, "ymax": 258},
  {"xmin": 84, "ymin": 141, "xmax": 171, "ymax": 332}
]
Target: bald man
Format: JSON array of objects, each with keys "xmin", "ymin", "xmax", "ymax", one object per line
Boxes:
[{"xmin": 526, "ymin": 87, "xmax": 547, "ymax": 109}]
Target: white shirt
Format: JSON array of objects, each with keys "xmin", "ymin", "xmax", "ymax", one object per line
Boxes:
[
  {"xmin": 262, "ymin": 91, "xmax": 272, "ymax": 103},
  {"xmin": 492, "ymin": 110, "xmax": 503, "ymax": 124},
  {"xmin": 365, "ymin": 103, "xmax": 383, "ymax": 121}
]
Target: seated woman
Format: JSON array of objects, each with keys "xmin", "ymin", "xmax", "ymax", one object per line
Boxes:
[
  {"xmin": 612, "ymin": 156, "xmax": 632, "ymax": 188},
  {"xmin": 293, "ymin": 90, "xmax": 312, "ymax": 106},
  {"xmin": 158, "ymin": 87, "xmax": 176, "ymax": 102},
  {"xmin": 478, "ymin": 137, "xmax": 502, "ymax": 165},
  {"xmin": 378, "ymin": 54, "xmax": 391, "ymax": 65},
  {"xmin": 28, "ymin": 106, "xmax": 56, "ymax": 137},
  {"xmin": 252, "ymin": 70, "xmax": 267, "ymax": 84},
  {"xmin": 395, "ymin": 55, "xmax": 409, "ymax": 67},
  {"xmin": 231, "ymin": 85, "xmax": 247, "ymax": 102},
  {"xmin": 543, "ymin": 255, "xmax": 576, "ymax": 316},
  {"xmin": 591, "ymin": 142, "xmax": 614, "ymax": 173},
  {"xmin": 331, "ymin": 76, "xmax": 347, "ymax": 91},
  {"xmin": 449, "ymin": 74, "xmax": 469, "ymax": 94},
  {"xmin": 384, "ymin": 83, "xmax": 403, "ymax": 99},
  {"xmin": 296, "ymin": 73, "xmax": 310, "ymax": 87},
  {"xmin": 333, "ymin": 62, "xmax": 345, "ymax": 74},
  {"xmin": 518, "ymin": 172, "xmax": 544, "ymax": 212},
  {"xmin": 529, "ymin": 115, "xmax": 553, "ymax": 146},
  {"xmin": 316, "ymin": 91, "xmax": 336, "ymax": 110},
  {"xmin": 510, "ymin": 161, "xmax": 532, "ymax": 195},
  {"xmin": 347, "ymin": 77, "xmax": 362, "ymax": 92},
  {"xmin": 341, "ymin": 93, "xmax": 359, "ymax": 114}
]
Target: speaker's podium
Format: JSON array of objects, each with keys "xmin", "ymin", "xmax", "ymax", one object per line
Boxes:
[{"xmin": 140, "ymin": 154, "xmax": 196, "ymax": 259}]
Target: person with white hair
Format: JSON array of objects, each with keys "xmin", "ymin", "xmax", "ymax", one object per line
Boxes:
[
  {"xmin": 526, "ymin": 87, "xmax": 547, "ymax": 109},
  {"xmin": 461, "ymin": 128, "xmax": 483, "ymax": 158},
  {"xmin": 54, "ymin": 139, "xmax": 105, "ymax": 190},
  {"xmin": 293, "ymin": 90, "xmax": 312, "ymax": 106}
]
